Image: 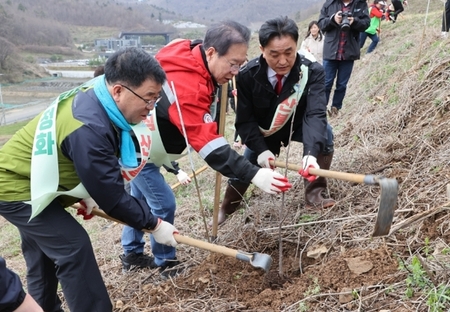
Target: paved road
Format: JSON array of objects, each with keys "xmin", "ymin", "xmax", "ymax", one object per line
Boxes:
[
  {"xmin": 3, "ymin": 100, "xmax": 51, "ymax": 124},
  {"xmin": 1, "ymin": 72, "xmax": 93, "ymax": 125},
  {"xmin": 46, "ymin": 69, "xmax": 94, "ymax": 79}
]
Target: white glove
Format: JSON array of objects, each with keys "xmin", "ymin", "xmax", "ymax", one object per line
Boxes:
[
  {"xmin": 152, "ymin": 219, "xmax": 179, "ymax": 247},
  {"xmin": 251, "ymin": 168, "xmax": 292, "ymax": 195},
  {"xmin": 300, "ymin": 155, "xmax": 320, "ymax": 182},
  {"xmin": 302, "ymin": 155, "xmax": 319, "ymax": 171},
  {"xmin": 257, "ymin": 150, "xmax": 276, "ymax": 168},
  {"xmin": 80, "ymin": 197, "xmax": 99, "ymax": 215},
  {"xmin": 176, "ymin": 169, "xmax": 191, "ymax": 185}
]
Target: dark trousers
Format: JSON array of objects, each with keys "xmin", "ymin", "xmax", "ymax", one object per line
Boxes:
[
  {"xmin": 0, "ymin": 200, "xmax": 112, "ymax": 312},
  {"xmin": 323, "ymin": 59, "xmax": 355, "ymax": 110},
  {"xmin": 443, "ymin": 0, "xmax": 450, "ymax": 32},
  {"xmin": 360, "ymin": 32, "xmax": 380, "ymax": 53},
  {"xmin": 391, "ymin": 0, "xmax": 404, "ymax": 20}
]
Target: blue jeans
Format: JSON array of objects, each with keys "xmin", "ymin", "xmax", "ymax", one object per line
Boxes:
[
  {"xmin": 360, "ymin": 32, "xmax": 379, "ymax": 53},
  {"xmin": 323, "ymin": 59, "xmax": 354, "ymax": 110},
  {"xmin": 121, "ymin": 163, "xmax": 176, "ymax": 266}
]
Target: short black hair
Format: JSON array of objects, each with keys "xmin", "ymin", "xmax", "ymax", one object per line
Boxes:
[
  {"xmin": 104, "ymin": 47, "xmax": 166, "ymax": 87},
  {"xmin": 203, "ymin": 20, "xmax": 251, "ymax": 56},
  {"xmin": 259, "ymin": 16, "xmax": 299, "ymax": 47}
]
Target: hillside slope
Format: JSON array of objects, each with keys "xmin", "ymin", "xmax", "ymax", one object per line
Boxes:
[
  {"xmin": 108, "ymin": 4, "xmax": 450, "ymax": 311},
  {"xmin": 2, "ymin": 2, "xmax": 450, "ymax": 312}
]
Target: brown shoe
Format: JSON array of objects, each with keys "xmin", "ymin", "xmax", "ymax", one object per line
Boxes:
[
  {"xmin": 332, "ymin": 106, "xmax": 339, "ymax": 116},
  {"xmin": 327, "ymin": 106, "xmax": 339, "ymax": 117},
  {"xmin": 209, "ymin": 181, "xmax": 249, "ymax": 226},
  {"xmin": 304, "ymin": 153, "xmax": 336, "ymax": 209}
]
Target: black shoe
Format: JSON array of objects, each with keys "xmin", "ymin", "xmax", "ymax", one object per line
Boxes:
[
  {"xmin": 120, "ymin": 252, "xmax": 157, "ymax": 272},
  {"xmin": 159, "ymin": 258, "xmax": 183, "ymax": 279}
]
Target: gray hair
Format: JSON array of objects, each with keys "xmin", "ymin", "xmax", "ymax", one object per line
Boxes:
[{"xmin": 203, "ymin": 20, "xmax": 251, "ymax": 56}]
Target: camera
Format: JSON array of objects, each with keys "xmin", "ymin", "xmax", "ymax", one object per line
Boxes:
[{"xmin": 340, "ymin": 12, "xmax": 353, "ymax": 31}]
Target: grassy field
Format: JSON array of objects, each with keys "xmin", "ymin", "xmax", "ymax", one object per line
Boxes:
[
  {"xmin": 0, "ymin": 120, "xmax": 30, "ymax": 147},
  {"xmin": 0, "ymin": 121, "xmax": 29, "ymax": 135}
]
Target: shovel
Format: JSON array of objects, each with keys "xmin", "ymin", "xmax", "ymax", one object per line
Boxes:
[
  {"xmin": 71, "ymin": 205, "xmax": 272, "ymax": 272},
  {"xmin": 174, "ymin": 234, "xmax": 272, "ymax": 272},
  {"xmin": 270, "ymin": 160, "xmax": 398, "ymax": 237}
]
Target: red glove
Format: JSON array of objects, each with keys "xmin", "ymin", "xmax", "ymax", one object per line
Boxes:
[
  {"xmin": 299, "ymin": 166, "xmax": 317, "ymax": 182},
  {"xmin": 76, "ymin": 200, "xmax": 94, "ymax": 220},
  {"xmin": 273, "ymin": 176, "xmax": 292, "ymax": 192},
  {"xmin": 299, "ymin": 155, "xmax": 319, "ymax": 182},
  {"xmin": 251, "ymin": 169, "xmax": 292, "ymax": 194}
]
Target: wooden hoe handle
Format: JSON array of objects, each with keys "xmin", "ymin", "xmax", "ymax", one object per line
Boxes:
[{"xmin": 270, "ymin": 160, "xmax": 379, "ymax": 185}]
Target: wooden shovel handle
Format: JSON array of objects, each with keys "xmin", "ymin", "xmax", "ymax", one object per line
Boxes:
[
  {"xmin": 173, "ymin": 234, "xmax": 240, "ymax": 258},
  {"xmin": 270, "ymin": 160, "xmax": 375, "ymax": 185},
  {"xmin": 71, "ymin": 205, "xmax": 242, "ymax": 259},
  {"xmin": 170, "ymin": 165, "xmax": 208, "ymax": 190}
]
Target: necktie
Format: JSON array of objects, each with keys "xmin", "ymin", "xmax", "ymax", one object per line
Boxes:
[{"xmin": 275, "ymin": 74, "xmax": 283, "ymax": 95}]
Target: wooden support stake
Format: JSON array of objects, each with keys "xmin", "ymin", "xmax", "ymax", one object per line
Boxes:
[{"xmin": 211, "ymin": 84, "xmax": 229, "ymax": 239}]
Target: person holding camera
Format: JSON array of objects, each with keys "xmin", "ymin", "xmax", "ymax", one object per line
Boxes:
[
  {"xmin": 318, "ymin": 0, "xmax": 370, "ymax": 117},
  {"xmin": 360, "ymin": 0, "xmax": 386, "ymax": 54}
]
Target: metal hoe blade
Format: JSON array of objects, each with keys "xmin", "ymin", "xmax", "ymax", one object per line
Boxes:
[
  {"xmin": 236, "ymin": 251, "xmax": 273, "ymax": 273},
  {"xmin": 268, "ymin": 160, "xmax": 400, "ymax": 238},
  {"xmin": 372, "ymin": 178, "xmax": 398, "ymax": 237}
]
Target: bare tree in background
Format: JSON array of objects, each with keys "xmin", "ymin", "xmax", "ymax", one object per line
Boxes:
[{"xmin": 0, "ymin": 37, "xmax": 15, "ymax": 70}]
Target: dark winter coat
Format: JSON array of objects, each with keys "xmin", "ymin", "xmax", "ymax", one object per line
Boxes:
[
  {"xmin": 0, "ymin": 87, "xmax": 158, "ymax": 230},
  {"xmin": 318, "ymin": 0, "xmax": 370, "ymax": 60},
  {"xmin": 235, "ymin": 54, "xmax": 328, "ymax": 158}
]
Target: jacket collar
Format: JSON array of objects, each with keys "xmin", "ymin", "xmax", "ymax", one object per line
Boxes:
[
  {"xmin": 198, "ymin": 45, "xmax": 219, "ymax": 89},
  {"xmin": 253, "ymin": 54, "xmax": 302, "ymax": 88}
]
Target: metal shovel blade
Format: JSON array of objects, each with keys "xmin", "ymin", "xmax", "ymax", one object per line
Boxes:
[
  {"xmin": 236, "ymin": 251, "xmax": 273, "ymax": 273},
  {"xmin": 372, "ymin": 178, "xmax": 398, "ymax": 237},
  {"xmin": 70, "ymin": 206, "xmax": 274, "ymax": 272}
]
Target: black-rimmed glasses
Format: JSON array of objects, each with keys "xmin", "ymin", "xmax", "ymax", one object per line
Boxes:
[
  {"xmin": 120, "ymin": 84, "xmax": 161, "ymax": 107},
  {"xmin": 224, "ymin": 57, "xmax": 241, "ymax": 74}
]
